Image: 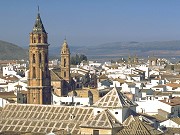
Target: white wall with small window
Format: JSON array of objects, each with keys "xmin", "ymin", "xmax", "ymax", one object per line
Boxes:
[
  {"xmin": 93, "ymin": 108, "xmax": 105, "ymax": 116},
  {"xmin": 3, "ymin": 66, "xmax": 17, "ymax": 77}
]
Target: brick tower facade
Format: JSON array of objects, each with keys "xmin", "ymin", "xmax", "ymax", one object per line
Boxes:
[
  {"xmin": 60, "ymin": 39, "xmax": 70, "ymax": 83},
  {"xmin": 27, "ymin": 13, "xmax": 51, "ymax": 104},
  {"xmin": 60, "ymin": 39, "xmax": 71, "ymax": 95}
]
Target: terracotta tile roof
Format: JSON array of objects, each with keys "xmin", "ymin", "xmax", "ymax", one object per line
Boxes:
[
  {"xmin": 2, "ymin": 75, "xmax": 19, "ymax": 82},
  {"xmin": 117, "ymin": 115, "xmax": 162, "ymax": 135},
  {"xmin": 152, "ymin": 85, "xmax": 166, "ymax": 88},
  {"xmin": 152, "ymin": 114, "xmax": 168, "ymax": 122},
  {"xmin": 0, "ymin": 104, "xmax": 94, "ymax": 134},
  {"xmin": 171, "ymin": 117, "xmax": 180, "ymax": 125},
  {"xmin": 153, "ymin": 91, "xmax": 172, "ymax": 96},
  {"xmin": 71, "ymin": 73, "xmax": 84, "ymax": 78},
  {"xmin": 19, "ymin": 90, "xmax": 27, "ymax": 95},
  {"xmin": 98, "ymin": 74, "xmax": 108, "ymax": 79},
  {"xmin": 129, "ymin": 74, "xmax": 139, "ymax": 77},
  {"xmin": 114, "ymin": 78, "xmax": 125, "ymax": 84},
  {"xmin": 125, "ymin": 82, "xmax": 136, "ymax": 87},
  {"xmin": 50, "ymin": 69, "xmax": 63, "ymax": 81},
  {"xmin": 164, "ymin": 127, "xmax": 180, "ymax": 135},
  {"xmin": 80, "ymin": 109, "xmax": 122, "ymax": 129},
  {"xmin": 0, "ymin": 91, "xmax": 16, "ymax": 98},
  {"xmin": 159, "ymin": 97, "xmax": 180, "ymax": 106},
  {"xmin": 161, "ymin": 74, "xmax": 180, "ymax": 80},
  {"xmin": 166, "ymin": 83, "xmax": 180, "ymax": 88},
  {"xmin": 93, "ymin": 87, "xmax": 137, "ymax": 108}
]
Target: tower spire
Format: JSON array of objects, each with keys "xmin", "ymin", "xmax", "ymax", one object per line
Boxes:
[
  {"xmin": 32, "ymin": 7, "xmax": 46, "ymax": 34},
  {"xmin": 64, "ymin": 36, "xmax": 67, "ymax": 43},
  {"xmin": 38, "ymin": 5, "xmax": 40, "ymax": 13}
]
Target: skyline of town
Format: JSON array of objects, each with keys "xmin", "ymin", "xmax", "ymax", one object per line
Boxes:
[
  {"xmin": 1, "ymin": 0, "xmax": 180, "ymax": 47},
  {"xmin": 2, "ymin": 1, "xmax": 180, "ymax": 134}
]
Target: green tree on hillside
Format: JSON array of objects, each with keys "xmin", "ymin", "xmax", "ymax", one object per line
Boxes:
[{"xmin": 71, "ymin": 54, "xmax": 87, "ymax": 65}]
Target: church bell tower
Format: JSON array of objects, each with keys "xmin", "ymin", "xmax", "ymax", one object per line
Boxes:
[
  {"xmin": 60, "ymin": 39, "xmax": 70, "ymax": 83},
  {"xmin": 27, "ymin": 11, "xmax": 51, "ymax": 104},
  {"xmin": 60, "ymin": 39, "xmax": 71, "ymax": 95}
]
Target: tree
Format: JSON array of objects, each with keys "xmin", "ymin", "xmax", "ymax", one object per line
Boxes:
[{"xmin": 70, "ymin": 54, "xmax": 88, "ymax": 65}]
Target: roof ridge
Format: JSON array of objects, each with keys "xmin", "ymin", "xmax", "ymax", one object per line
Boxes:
[{"xmin": 93, "ymin": 87, "xmax": 137, "ymax": 108}]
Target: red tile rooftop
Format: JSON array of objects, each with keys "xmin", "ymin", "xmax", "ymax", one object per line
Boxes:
[{"xmin": 159, "ymin": 97, "xmax": 180, "ymax": 106}]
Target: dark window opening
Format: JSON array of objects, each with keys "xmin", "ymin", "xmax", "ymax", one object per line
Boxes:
[
  {"xmin": 33, "ymin": 54, "xmax": 35, "ymax": 63},
  {"xmin": 45, "ymin": 54, "xmax": 48, "ymax": 63},
  {"xmin": 64, "ymin": 58, "xmax": 66, "ymax": 67},
  {"xmin": 93, "ymin": 130, "xmax": 99, "ymax": 135},
  {"xmin": 38, "ymin": 35, "xmax": 41, "ymax": 43},
  {"xmin": 33, "ymin": 37, "xmax": 36, "ymax": 43},
  {"xmin": 33, "ymin": 67, "xmax": 36, "ymax": 78},
  {"xmin": 33, "ymin": 97, "xmax": 36, "ymax": 102},
  {"xmin": 39, "ymin": 53, "xmax": 41, "ymax": 63},
  {"xmin": 64, "ymin": 71, "xmax": 66, "ymax": 78}
]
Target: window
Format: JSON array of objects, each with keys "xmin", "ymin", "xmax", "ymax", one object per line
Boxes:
[
  {"xmin": 39, "ymin": 53, "xmax": 41, "ymax": 63},
  {"xmin": 64, "ymin": 71, "xmax": 66, "ymax": 78},
  {"xmin": 64, "ymin": 58, "xmax": 66, "ymax": 67},
  {"xmin": 38, "ymin": 35, "xmax": 41, "ymax": 43},
  {"xmin": 97, "ymin": 111, "xmax": 100, "ymax": 113},
  {"xmin": 45, "ymin": 67, "xmax": 48, "ymax": 78},
  {"xmin": 44, "ymin": 36, "xmax": 47, "ymax": 43},
  {"xmin": 93, "ymin": 130, "xmax": 99, "ymax": 135},
  {"xmin": 33, "ymin": 54, "xmax": 35, "ymax": 63},
  {"xmin": 45, "ymin": 54, "xmax": 48, "ymax": 63},
  {"xmin": 33, "ymin": 67, "xmax": 36, "ymax": 78},
  {"xmin": 70, "ymin": 114, "xmax": 75, "ymax": 119},
  {"xmin": 33, "ymin": 97, "xmax": 36, "ymax": 103},
  {"xmin": 33, "ymin": 37, "xmax": 36, "ymax": 43},
  {"xmin": 115, "ymin": 112, "xmax": 118, "ymax": 114}
]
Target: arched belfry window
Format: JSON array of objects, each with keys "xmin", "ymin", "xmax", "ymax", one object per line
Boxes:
[
  {"xmin": 44, "ymin": 35, "xmax": 47, "ymax": 43},
  {"xmin": 64, "ymin": 58, "xmax": 66, "ymax": 67},
  {"xmin": 33, "ymin": 54, "xmax": 35, "ymax": 63},
  {"xmin": 33, "ymin": 37, "xmax": 36, "ymax": 43},
  {"xmin": 39, "ymin": 53, "xmax": 42, "ymax": 63},
  {"xmin": 38, "ymin": 35, "xmax": 41, "ymax": 43},
  {"xmin": 64, "ymin": 71, "xmax": 66, "ymax": 78},
  {"xmin": 45, "ymin": 54, "xmax": 48, "ymax": 63},
  {"xmin": 33, "ymin": 67, "xmax": 36, "ymax": 78}
]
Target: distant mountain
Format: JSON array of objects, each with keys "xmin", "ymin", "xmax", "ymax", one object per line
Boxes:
[
  {"xmin": 0, "ymin": 40, "xmax": 28, "ymax": 60},
  {"xmin": 1, "ymin": 40, "xmax": 180, "ymax": 61},
  {"xmin": 84, "ymin": 40, "xmax": 180, "ymax": 56},
  {"xmin": 49, "ymin": 40, "xmax": 180, "ymax": 60}
]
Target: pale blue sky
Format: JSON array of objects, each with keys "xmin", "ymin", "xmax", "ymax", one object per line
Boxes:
[{"xmin": 0, "ymin": 0, "xmax": 180, "ymax": 47}]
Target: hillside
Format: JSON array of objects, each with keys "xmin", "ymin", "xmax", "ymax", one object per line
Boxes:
[
  {"xmin": 83, "ymin": 40, "xmax": 180, "ymax": 56},
  {"xmin": 49, "ymin": 40, "xmax": 180, "ymax": 61},
  {"xmin": 1, "ymin": 40, "xmax": 180, "ymax": 60},
  {"xmin": 0, "ymin": 40, "xmax": 28, "ymax": 60}
]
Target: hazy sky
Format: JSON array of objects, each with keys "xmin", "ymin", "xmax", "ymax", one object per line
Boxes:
[{"xmin": 0, "ymin": 0, "xmax": 180, "ymax": 47}]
